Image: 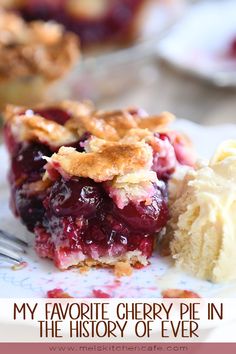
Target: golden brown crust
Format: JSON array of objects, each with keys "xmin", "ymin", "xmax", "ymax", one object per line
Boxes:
[
  {"xmin": 0, "ymin": 10, "xmax": 79, "ymax": 82},
  {"xmin": 79, "ymin": 109, "xmax": 138, "ymax": 140},
  {"xmin": 48, "ymin": 139, "xmax": 153, "ymax": 182},
  {"xmin": 3, "ymin": 100, "xmax": 94, "ymax": 122},
  {"xmin": 4, "ymin": 101, "xmax": 174, "ymax": 146},
  {"xmin": 65, "ymin": 106, "xmax": 174, "ymax": 141},
  {"xmin": 4, "ymin": 104, "xmax": 26, "ymax": 122},
  {"xmin": 137, "ymin": 112, "xmax": 174, "ymax": 131},
  {"xmin": 60, "ymin": 100, "xmax": 95, "ymax": 119},
  {"xmin": 9, "ymin": 113, "xmax": 78, "ymax": 148}
]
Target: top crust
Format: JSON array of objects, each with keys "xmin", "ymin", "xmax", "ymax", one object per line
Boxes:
[
  {"xmin": 47, "ymin": 139, "xmax": 153, "ymax": 182},
  {"xmin": 9, "ymin": 114, "xmax": 78, "ymax": 148},
  {"xmin": 66, "ymin": 108, "xmax": 174, "ymax": 141},
  {"xmin": 4, "ymin": 101, "xmax": 174, "ymax": 145},
  {"xmin": 0, "ymin": 10, "xmax": 79, "ymax": 82}
]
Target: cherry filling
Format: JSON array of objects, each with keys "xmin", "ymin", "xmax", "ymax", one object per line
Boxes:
[
  {"xmin": 5, "ymin": 106, "xmax": 77, "ymax": 231},
  {"xmin": 3, "ymin": 124, "xmax": 21, "ymax": 157},
  {"xmin": 13, "ymin": 0, "xmax": 145, "ymax": 47},
  {"xmin": 45, "ymin": 177, "xmax": 104, "ymax": 218},
  {"xmin": 35, "ymin": 176, "xmax": 167, "ymax": 268},
  {"xmin": 10, "ymin": 143, "xmax": 51, "ymax": 186},
  {"xmin": 152, "ymin": 132, "xmax": 195, "ymax": 180},
  {"xmin": 112, "ymin": 182, "xmax": 168, "ymax": 234},
  {"xmin": 8, "ymin": 142, "xmax": 52, "ymax": 231},
  {"xmin": 13, "ymin": 188, "xmax": 46, "ymax": 232},
  {"xmin": 25, "ymin": 107, "xmax": 72, "ymax": 125},
  {"xmin": 152, "ymin": 134, "xmax": 177, "ymax": 180}
]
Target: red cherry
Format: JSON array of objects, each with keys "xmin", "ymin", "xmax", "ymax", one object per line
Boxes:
[{"xmin": 112, "ymin": 182, "xmax": 168, "ymax": 234}]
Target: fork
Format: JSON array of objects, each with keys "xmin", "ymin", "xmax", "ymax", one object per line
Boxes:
[{"xmin": 0, "ymin": 229, "xmax": 28, "ymax": 264}]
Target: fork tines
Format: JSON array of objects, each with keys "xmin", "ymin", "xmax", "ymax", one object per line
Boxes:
[
  {"xmin": 0, "ymin": 229, "xmax": 28, "ymax": 247},
  {"xmin": 0, "ymin": 229, "xmax": 28, "ymax": 264}
]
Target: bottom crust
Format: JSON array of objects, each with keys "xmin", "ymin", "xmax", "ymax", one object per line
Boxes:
[{"xmin": 41, "ymin": 248, "xmax": 149, "ymax": 274}]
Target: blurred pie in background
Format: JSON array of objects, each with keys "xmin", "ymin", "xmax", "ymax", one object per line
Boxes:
[
  {"xmin": 0, "ymin": 9, "xmax": 79, "ymax": 108},
  {"xmin": 1, "ymin": 0, "xmax": 152, "ymax": 48},
  {"xmin": 0, "ymin": 1, "xmax": 185, "ymax": 105}
]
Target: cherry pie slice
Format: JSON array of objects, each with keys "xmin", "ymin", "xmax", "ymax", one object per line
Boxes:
[{"xmin": 3, "ymin": 100, "xmax": 195, "ymax": 270}]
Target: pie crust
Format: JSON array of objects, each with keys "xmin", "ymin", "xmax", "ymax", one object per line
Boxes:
[
  {"xmin": 0, "ymin": 10, "xmax": 79, "ymax": 83},
  {"xmin": 47, "ymin": 141, "xmax": 153, "ymax": 182},
  {"xmin": 6, "ymin": 113, "xmax": 78, "ymax": 148},
  {"xmin": 4, "ymin": 101, "xmax": 174, "ymax": 143}
]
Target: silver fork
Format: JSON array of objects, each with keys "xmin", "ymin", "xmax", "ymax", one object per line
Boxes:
[{"xmin": 0, "ymin": 229, "xmax": 28, "ymax": 264}]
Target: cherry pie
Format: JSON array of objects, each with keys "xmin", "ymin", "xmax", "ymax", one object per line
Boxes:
[
  {"xmin": 0, "ymin": 9, "xmax": 79, "ymax": 107},
  {"xmin": 2, "ymin": 0, "xmax": 151, "ymax": 48},
  {"xmin": 4, "ymin": 100, "xmax": 195, "ymax": 270}
]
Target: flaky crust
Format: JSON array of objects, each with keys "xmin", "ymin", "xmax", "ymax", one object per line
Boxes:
[
  {"xmin": 9, "ymin": 113, "xmax": 78, "ymax": 148},
  {"xmin": 4, "ymin": 100, "xmax": 93, "ymax": 122},
  {"xmin": 3, "ymin": 101, "xmax": 92, "ymax": 147},
  {"xmin": 0, "ymin": 10, "xmax": 79, "ymax": 82},
  {"xmin": 4, "ymin": 100, "xmax": 174, "ymax": 148},
  {"xmin": 47, "ymin": 139, "xmax": 153, "ymax": 182},
  {"xmin": 65, "ymin": 108, "xmax": 174, "ymax": 141}
]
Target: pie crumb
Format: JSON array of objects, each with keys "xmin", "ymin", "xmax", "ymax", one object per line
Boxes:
[
  {"xmin": 114, "ymin": 261, "xmax": 133, "ymax": 277},
  {"xmin": 92, "ymin": 289, "xmax": 111, "ymax": 298},
  {"xmin": 162, "ymin": 289, "xmax": 200, "ymax": 298},
  {"xmin": 11, "ymin": 261, "xmax": 28, "ymax": 271},
  {"xmin": 47, "ymin": 288, "xmax": 73, "ymax": 298},
  {"xmin": 79, "ymin": 265, "xmax": 90, "ymax": 274}
]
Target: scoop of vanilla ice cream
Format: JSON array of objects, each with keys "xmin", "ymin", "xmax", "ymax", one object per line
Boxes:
[{"xmin": 169, "ymin": 140, "xmax": 236, "ymax": 283}]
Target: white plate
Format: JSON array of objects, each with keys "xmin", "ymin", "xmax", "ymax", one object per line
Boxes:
[
  {"xmin": 156, "ymin": 0, "xmax": 236, "ymax": 87},
  {"xmin": 1, "ymin": 119, "xmax": 236, "ymax": 298}
]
